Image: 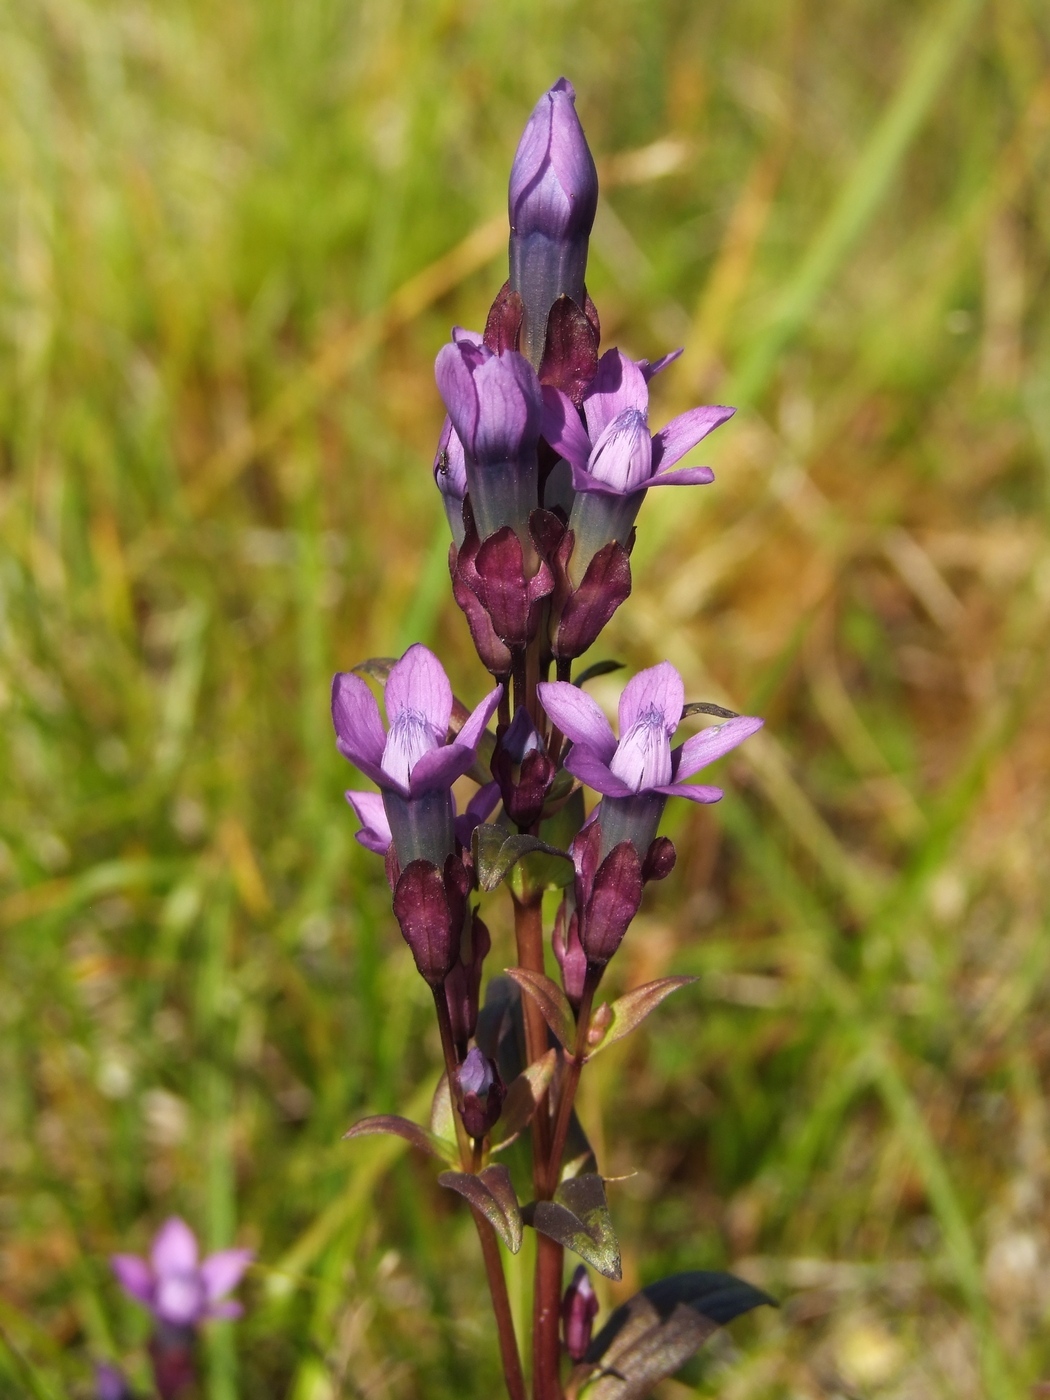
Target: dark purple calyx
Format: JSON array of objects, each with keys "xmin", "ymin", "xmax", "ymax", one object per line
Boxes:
[
  {"xmin": 391, "ymin": 855, "xmax": 471, "ymax": 986},
  {"xmin": 553, "ymin": 896, "xmax": 588, "ymax": 1007},
  {"xmin": 450, "ymin": 507, "xmax": 555, "ymax": 666},
  {"xmin": 571, "ymin": 822, "xmax": 644, "ymax": 968},
  {"xmin": 445, "ymin": 911, "xmax": 491, "ymax": 1051}
]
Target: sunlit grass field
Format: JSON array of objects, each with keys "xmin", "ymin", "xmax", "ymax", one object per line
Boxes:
[{"xmin": 2, "ymin": 0, "xmax": 1049, "ymax": 1395}]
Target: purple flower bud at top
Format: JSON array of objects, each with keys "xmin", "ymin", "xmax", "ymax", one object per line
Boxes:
[
  {"xmin": 509, "ymin": 79, "xmax": 599, "ymax": 366},
  {"xmin": 435, "ymin": 331, "xmax": 544, "ymax": 542},
  {"xmin": 433, "ymin": 415, "xmax": 468, "ymax": 546},
  {"xmin": 455, "ymin": 1046, "xmax": 506, "ymax": 1139},
  {"xmin": 561, "ymin": 1264, "xmax": 599, "ymax": 1361},
  {"xmin": 491, "ymin": 707, "xmax": 556, "ymax": 829}
]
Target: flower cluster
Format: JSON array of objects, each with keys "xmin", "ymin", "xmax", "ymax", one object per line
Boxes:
[{"xmin": 335, "ymin": 78, "xmax": 769, "ymax": 1400}]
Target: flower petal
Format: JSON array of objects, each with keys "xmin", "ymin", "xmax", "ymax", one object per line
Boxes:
[
  {"xmin": 581, "ymin": 349, "xmax": 649, "ymax": 441},
  {"xmin": 332, "ymin": 673, "xmax": 387, "ymax": 768},
  {"xmin": 150, "ymin": 1218, "xmax": 198, "ymax": 1278},
  {"xmin": 385, "ymin": 645, "xmax": 453, "ymax": 734},
  {"xmin": 435, "ymin": 337, "xmax": 485, "ymax": 455},
  {"xmin": 637, "ymin": 348, "xmax": 683, "ymax": 381},
  {"xmin": 673, "ymin": 715, "xmax": 763, "ymax": 779},
  {"xmin": 649, "ymin": 405, "xmax": 735, "ymax": 473},
  {"xmin": 586, "ymin": 408, "xmax": 652, "ymax": 493},
  {"xmin": 541, "ymin": 385, "xmax": 592, "ymax": 470},
  {"xmin": 206, "ymin": 1300, "xmax": 243, "ymax": 1320},
  {"xmin": 345, "ymin": 791, "xmax": 392, "ymax": 854},
  {"xmin": 647, "ymin": 465, "xmax": 715, "ymax": 488},
  {"xmin": 200, "ymin": 1248, "xmax": 254, "ymax": 1303},
  {"xmin": 455, "ymin": 685, "xmax": 503, "ymax": 755},
  {"xmin": 408, "ymin": 743, "xmax": 473, "ymax": 795},
  {"xmin": 652, "ymin": 782, "xmax": 723, "ymax": 803},
  {"xmin": 110, "ymin": 1254, "xmax": 154, "ymax": 1307},
  {"xmin": 564, "ymin": 746, "xmax": 634, "ymax": 797},
  {"xmin": 536, "ymin": 681, "xmax": 617, "ymax": 762},
  {"xmin": 617, "ymin": 662, "xmax": 684, "ymax": 737}
]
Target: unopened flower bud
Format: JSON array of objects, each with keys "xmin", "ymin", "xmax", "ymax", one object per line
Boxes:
[
  {"xmin": 433, "ymin": 415, "xmax": 468, "ymax": 546},
  {"xmin": 491, "ymin": 708, "xmax": 556, "ymax": 829},
  {"xmin": 509, "ymin": 79, "xmax": 599, "ymax": 366},
  {"xmin": 455, "ymin": 1046, "xmax": 506, "ymax": 1139},
  {"xmin": 561, "ymin": 1264, "xmax": 599, "ymax": 1361},
  {"xmin": 445, "ymin": 912, "xmax": 491, "ymax": 1050},
  {"xmin": 553, "ymin": 898, "xmax": 587, "ymax": 1006}
]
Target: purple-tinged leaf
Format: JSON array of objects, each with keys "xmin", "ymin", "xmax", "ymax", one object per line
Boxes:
[
  {"xmin": 524, "ymin": 1174, "xmax": 621, "ymax": 1280},
  {"xmin": 472, "ymin": 824, "xmax": 572, "ymax": 894},
  {"xmin": 681, "ymin": 701, "xmax": 739, "ymax": 720},
  {"xmin": 344, "ymin": 1114, "xmax": 456, "ymax": 1164},
  {"xmin": 438, "ymin": 1165, "xmax": 523, "ymax": 1253},
  {"xmin": 491, "ymin": 1048, "xmax": 558, "ymax": 1148},
  {"xmin": 504, "ymin": 967, "xmax": 576, "ymax": 1051},
  {"xmin": 351, "ymin": 656, "xmax": 398, "ymax": 683},
  {"xmin": 586, "ymin": 978, "xmax": 697, "ymax": 1057}
]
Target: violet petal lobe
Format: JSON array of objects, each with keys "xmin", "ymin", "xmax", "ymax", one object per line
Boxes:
[
  {"xmin": 433, "ymin": 415, "xmax": 467, "ymax": 501},
  {"xmin": 617, "ymin": 662, "xmax": 684, "ymax": 737},
  {"xmin": 435, "ymin": 340, "xmax": 483, "ymax": 455},
  {"xmin": 649, "ymin": 405, "xmax": 735, "ymax": 474},
  {"xmin": 345, "ymin": 791, "xmax": 392, "ymax": 853},
  {"xmin": 586, "ymin": 408, "xmax": 652, "ymax": 493},
  {"xmin": 536, "ymin": 681, "xmax": 617, "ymax": 761},
  {"xmin": 674, "ymin": 715, "xmax": 764, "ymax": 780},
  {"xmin": 563, "ymin": 745, "xmax": 635, "ymax": 798},
  {"xmin": 208, "ymin": 1300, "xmax": 243, "ymax": 1320},
  {"xmin": 647, "ymin": 464, "xmax": 716, "ymax": 488},
  {"xmin": 110, "ymin": 1254, "xmax": 153, "ymax": 1307},
  {"xmin": 385, "ymin": 644, "xmax": 454, "ymax": 736},
  {"xmin": 455, "ymin": 685, "xmax": 503, "ymax": 754},
  {"xmin": 608, "ymin": 708, "xmax": 674, "ymax": 791},
  {"xmin": 540, "ymin": 385, "xmax": 592, "ymax": 469},
  {"xmin": 652, "ymin": 782, "xmax": 723, "ymax": 803},
  {"xmin": 581, "ymin": 350, "xmax": 649, "ymax": 441},
  {"xmin": 151, "ymin": 1218, "xmax": 198, "ymax": 1277},
  {"xmin": 407, "ymin": 742, "xmax": 474, "ymax": 796},
  {"xmin": 637, "ymin": 348, "xmax": 684, "ymax": 381},
  {"xmin": 199, "ymin": 1249, "xmax": 254, "ymax": 1304},
  {"xmin": 332, "ymin": 673, "xmax": 388, "ymax": 782},
  {"xmin": 472, "ymin": 349, "xmax": 543, "ymax": 463}
]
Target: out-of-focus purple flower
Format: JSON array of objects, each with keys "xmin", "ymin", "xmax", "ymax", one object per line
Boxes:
[
  {"xmin": 110, "ymin": 1218, "xmax": 252, "ymax": 1328},
  {"xmin": 561, "ymin": 1264, "xmax": 599, "ymax": 1361},
  {"xmin": 435, "ymin": 330, "xmax": 544, "ymax": 542},
  {"xmin": 508, "ymin": 79, "xmax": 599, "ymax": 365},
  {"xmin": 455, "ymin": 1046, "xmax": 506, "ymax": 1139},
  {"xmin": 95, "ymin": 1363, "xmax": 135, "ymax": 1400},
  {"xmin": 538, "ymin": 662, "xmax": 762, "ymax": 855},
  {"xmin": 392, "ymin": 854, "xmax": 472, "ymax": 986},
  {"xmin": 332, "ymin": 645, "xmax": 501, "ymax": 867},
  {"xmin": 490, "ymin": 707, "xmax": 555, "ymax": 829},
  {"xmin": 542, "ymin": 349, "xmax": 733, "ymax": 583},
  {"xmin": 433, "ymin": 415, "xmax": 468, "ymax": 546}
]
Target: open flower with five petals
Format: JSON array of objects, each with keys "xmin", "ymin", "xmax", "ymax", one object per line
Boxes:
[
  {"xmin": 538, "ymin": 662, "xmax": 762, "ymax": 855},
  {"xmin": 111, "ymin": 1217, "xmax": 252, "ymax": 1327},
  {"xmin": 332, "ymin": 644, "xmax": 501, "ymax": 867}
]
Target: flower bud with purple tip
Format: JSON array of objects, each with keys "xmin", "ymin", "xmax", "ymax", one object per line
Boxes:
[
  {"xmin": 491, "ymin": 707, "xmax": 556, "ymax": 829},
  {"xmin": 392, "ymin": 854, "xmax": 471, "ymax": 987},
  {"xmin": 455, "ymin": 1046, "xmax": 506, "ymax": 1139},
  {"xmin": 561, "ymin": 1264, "xmax": 599, "ymax": 1361},
  {"xmin": 509, "ymin": 79, "xmax": 599, "ymax": 366}
]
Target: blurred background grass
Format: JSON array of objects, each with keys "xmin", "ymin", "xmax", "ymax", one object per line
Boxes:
[{"xmin": 1, "ymin": 0, "xmax": 1049, "ymax": 1395}]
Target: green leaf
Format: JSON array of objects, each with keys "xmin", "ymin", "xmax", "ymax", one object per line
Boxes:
[
  {"xmin": 568, "ymin": 1271, "xmax": 774, "ymax": 1398},
  {"xmin": 586, "ymin": 978, "xmax": 697, "ymax": 1058},
  {"xmin": 429, "ymin": 1073, "xmax": 456, "ymax": 1147},
  {"xmin": 491, "ymin": 1048, "xmax": 558, "ymax": 1149},
  {"xmin": 524, "ymin": 1174, "xmax": 621, "ymax": 1280},
  {"xmin": 351, "ymin": 657, "xmax": 398, "ymax": 683},
  {"xmin": 504, "ymin": 967, "xmax": 576, "ymax": 1051},
  {"xmin": 473, "ymin": 824, "xmax": 572, "ymax": 895},
  {"xmin": 438, "ymin": 1165, "xmax": 523, "ymax": 1253},
  {"xmin": 344, "ymin": 1114, "xmax": 457, "ymax": 1164}
]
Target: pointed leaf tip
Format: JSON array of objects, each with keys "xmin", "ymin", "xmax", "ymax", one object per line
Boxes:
[
  {"xmin": 525, "ymin": 1174, "xmax": 621, "ymax": 1280},
  {"xmin": 344, "ymin": 1114, "xmax": 457, "ymax": 1163},
  {"xmin": 504, "ymin": 967, "xmax": 576, "ymax": 1051},
  {"xmin": 439, "ymin": 1165, "xmax": 524, "ymax": 1253},
  {"xmin": 587, "ymin": 978, "xmax": 697, "ymax": 1057}
]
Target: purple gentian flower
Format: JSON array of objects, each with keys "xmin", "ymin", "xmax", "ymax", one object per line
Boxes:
[
  {"xmin": 455, "ymin": 1046, "xmax": 506, "ymax": 1139},
  {"xmin": 538, "ymin": 662, "xmax": 762, "ymax": 855},
  {"xmin": 508, "ymin": 78, "xmax": 599, "ymax": 365},
  {"xmin": 332, "ymin": 644, "xmax": 501, "ymax": 867},
  {"xmin": 542, "ymin": 349, "xmax": 733, "ymax": 583},
  {"xmin": 434, "ymin": 330, "xmax": 544, "ymax": 542},
  {"xmin": 94, "ymin": 1363, "xmax": 135, "ymax": 1400},
  {"xmin": 433, "ymin": 414, "xmax": 468, "ymax": 546},
  {"xmin": 111, "ymin": 1218, "xmax": 252, "ymax": 1327}
]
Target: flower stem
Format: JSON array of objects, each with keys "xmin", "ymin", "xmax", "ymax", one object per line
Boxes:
[
  {"xmin": 433, "ymin": 987, "xmax": 527, "ymax": 1400},
  {"xmin": 544, "ymin": 976, "xmax": 597, "ymax": 1197}
]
